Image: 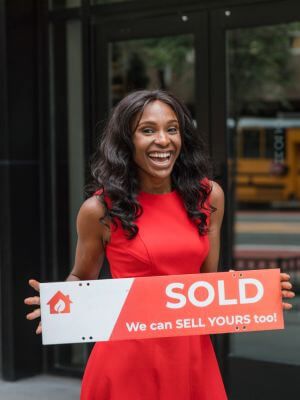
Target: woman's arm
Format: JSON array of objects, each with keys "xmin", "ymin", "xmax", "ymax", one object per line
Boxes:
[
  {"xmin": 201, "ymin": 180, "xmax": 225, "ymax": 274},
  {"xmin": 25, "ymin": 195, "xmax": 108, "ymax": 333},
  {"xmin": 67, "ymin": 196, "xmax": 108, "ymax": 281}
]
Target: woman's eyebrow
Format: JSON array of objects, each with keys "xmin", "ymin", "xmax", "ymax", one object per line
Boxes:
[
  {"xmin": 137, "ymin": 120, "xmax": 157, "ymax": 126},
  {"xmin": 138, "ymin": 119, "xmax": 179, "ymax": 126}
]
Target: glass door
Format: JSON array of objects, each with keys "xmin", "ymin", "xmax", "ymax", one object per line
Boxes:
[
  {"xmin": 92, "ymin": 11, "xmax": 209, "ymax": 141},
  {"xmin": 52, "ymin": 9, "xmax": 212, "ymax": 374},
  {"xmin": 211, "ymin": 2, "xmax": 300, "ymax": 399}
]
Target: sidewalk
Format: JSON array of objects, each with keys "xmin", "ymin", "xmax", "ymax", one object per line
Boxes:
[{"xmin": 0, "ymin": 374, "xmax": 81, "ymax": 400}]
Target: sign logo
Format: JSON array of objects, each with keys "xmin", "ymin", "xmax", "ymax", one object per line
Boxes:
[{"xmin": 47, "ymin": 291, "xmax": 73, "ymax": 314}]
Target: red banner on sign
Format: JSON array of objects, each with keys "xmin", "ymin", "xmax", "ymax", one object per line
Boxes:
[{"xmin": 109, "ymin": 269, "xmax": 284, "ymax": 340}]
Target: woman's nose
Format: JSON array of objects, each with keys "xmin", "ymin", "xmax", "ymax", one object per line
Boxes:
[{"xmin": 154, "ymin": 130, "xmax": 170, "ymax": 146}]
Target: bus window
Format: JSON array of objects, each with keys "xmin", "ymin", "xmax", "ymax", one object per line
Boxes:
[{"xmin": 242, "ymin": 129, "xmax": 260, "ymax": 158}]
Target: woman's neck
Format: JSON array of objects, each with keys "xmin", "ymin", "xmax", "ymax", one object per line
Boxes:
[{"xmin": 139, "ymin": 178, "xmax": 173, "ymax": 194}]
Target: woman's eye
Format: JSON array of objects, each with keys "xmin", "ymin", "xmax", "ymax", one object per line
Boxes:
[
  {"xmin": 142, "ymin": 128, "xmax": 154, "ymax": 134},
  {"xmin": 168, "ymin": 126, "xmax": 178, "ymax": 134}
]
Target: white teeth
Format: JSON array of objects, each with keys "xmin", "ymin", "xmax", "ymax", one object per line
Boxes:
[{"xmin": 148, "ymin": 152, "xmax": 171, "ymax": 158}]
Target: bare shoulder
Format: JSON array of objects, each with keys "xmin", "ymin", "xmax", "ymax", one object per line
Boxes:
[
  {"xmin": 208, "ymin": 180, "xmax": 224, "ymax": 208},
  {"xmin": 207, "ymin": 180, "xmax": 225, "ymax": 230},
  {"xmin": 78, "ymin": 195, "xmax": 105, "ymax": 218},
  {"xmin": 77, "ymin": 196, "xmax": 106, "ymax": 236}
]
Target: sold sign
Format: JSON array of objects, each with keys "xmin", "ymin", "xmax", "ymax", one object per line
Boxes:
[{"xmin": 40, "ymin": 269, "xmax": 284, "ymax": 345}]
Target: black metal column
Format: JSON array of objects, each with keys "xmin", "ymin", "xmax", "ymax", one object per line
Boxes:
[{"xmin": 0, "ymin": 0, "xmax": 43, "ymax": 380}]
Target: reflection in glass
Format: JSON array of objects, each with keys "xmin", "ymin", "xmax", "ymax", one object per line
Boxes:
[
  {"xmin": 109, "ymin": 35, "xmax": 195, "ymax": 116},
  {"xmin": 49, "ymin": 0, "xmax": 80, "ymax": 9},
  {"xmin": 49, "ymin": 20, "xmax": 87, "ymax": 372},
  {"xmin": 92, "ymin": 0, "xmax": 133, "ymax": 3},
  {"xmin": 240, "ymin": 128, "xmax": 260, "ymax": 158},
  {"xmin": 227, "ymin": 22, "xmax": 300, "ymax": 365}
]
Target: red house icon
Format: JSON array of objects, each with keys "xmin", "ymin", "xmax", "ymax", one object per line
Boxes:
[{"xmin": 47, "ymin": 291, "xmax": 73, "ymax": 314}]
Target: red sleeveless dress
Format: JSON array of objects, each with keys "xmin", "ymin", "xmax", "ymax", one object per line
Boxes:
[{"xmin": 81, "ymin": 189, "xmax": 227, "ymax": 400}]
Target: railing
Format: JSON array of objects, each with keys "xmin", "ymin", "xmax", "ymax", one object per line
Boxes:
[
  {"xmin": 234, "ymin": 256, "xmax": 300, "ymax": 271},
  {"xmin": 234, "ymin": 256, "xmax": 300, "ymax": 291}
]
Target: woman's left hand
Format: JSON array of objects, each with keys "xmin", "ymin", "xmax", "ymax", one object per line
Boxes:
[{"xmin": 280, "ymin": 273, "xmax": 295, "ymax": 310}]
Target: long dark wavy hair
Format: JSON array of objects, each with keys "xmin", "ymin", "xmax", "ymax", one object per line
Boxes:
[{"xmin": 89, "ymin": 90, "xmax": 214, "ymax": 239}]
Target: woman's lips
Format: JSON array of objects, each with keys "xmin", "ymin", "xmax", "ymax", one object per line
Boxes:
[{"xmin": 147, "ymin": 153, "xmax": 173, "ymax": 168}]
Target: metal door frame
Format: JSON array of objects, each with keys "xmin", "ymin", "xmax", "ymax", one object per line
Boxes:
[{"xmin": 210, "ymin": 1, "xmax": 300, "ymax": 398}]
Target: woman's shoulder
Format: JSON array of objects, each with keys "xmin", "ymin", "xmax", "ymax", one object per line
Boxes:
[
  {"xmin": 199, "ymin": 178, "xmax": 223, "ymax": 202},
  {"xmin": 207, "ymin": 180, "xmax": 224, "ymax": 205},
  {"xmin": 205, "ymin": 180, "xmax": 225, "ymax": 229},
  {"xmin": 77, "ymin": 195, "xmax": 106, "ymax": 228},
  {"xmin": 75, "ymin": 195, "xmax": 110, "ymax": 243}
]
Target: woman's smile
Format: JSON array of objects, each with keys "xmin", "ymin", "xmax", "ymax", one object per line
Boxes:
[{"xmin": 147, "ymin": 151, "xmax": 173, "ymax": 166}]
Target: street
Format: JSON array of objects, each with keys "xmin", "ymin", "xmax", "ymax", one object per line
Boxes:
[{"xmin": 0, "ymin": 375, "xmax": 80, "ymax": 400}]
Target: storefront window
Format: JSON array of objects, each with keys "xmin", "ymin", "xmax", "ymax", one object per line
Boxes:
[
  {"xmin": 49, "ymin": 19, "xmax": 86, "ymax": 371},
  {"xmin": 227, "ymin": 21, "xmax": 300, "ymax": 366},
  {"xmin": 49, "ymin": 0, "xmax": 81, "ymax": 10},
  {"xmin": 109, "ymin": 35, "xmax": 195, "ymax": 115},
  {"xmin": 92, "ymin": 0, "xmax": 134, "ymax": 4}
]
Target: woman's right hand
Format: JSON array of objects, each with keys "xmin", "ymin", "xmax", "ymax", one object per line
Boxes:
[
  {"xmin": 24, "ymin": 279, "xmax": 42, "ymax": 334},
  {"xmin": 24, "ymin": 197, "xmax": 107, "ymax": 336}
]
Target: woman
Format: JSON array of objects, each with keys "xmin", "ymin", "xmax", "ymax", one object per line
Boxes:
[{"xmin": 25, "ymin": 90, "xmax": 294, "ymax": 399}]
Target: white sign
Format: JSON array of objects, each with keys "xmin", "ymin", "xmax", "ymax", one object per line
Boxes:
[{"xmin": 40, "ymin": 270, "xmax": 283, "ymax": 345}]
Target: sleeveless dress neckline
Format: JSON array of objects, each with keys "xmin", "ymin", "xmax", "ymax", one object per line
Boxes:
[{"xmin": 138, "ymin": 189, "xmax": 176, "ymax": 196}]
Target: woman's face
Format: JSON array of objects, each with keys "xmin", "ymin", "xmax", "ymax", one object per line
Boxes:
[{"xmin": 132, "ymin": 100, "xmax": 182, "ymax": 186}]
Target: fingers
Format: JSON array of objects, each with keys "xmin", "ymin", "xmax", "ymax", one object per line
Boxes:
[
  {"xmin": 283, "ymin": 302, "xmax": 293, "ymax": 310},
  {"xmin": 24, "ymin": 296, "xmax": 40, "ymax": 306},
  {"xmin": 29, "ymin": 279, "xmax": 40, "ymax": 292},
  {"xmin": 26, "ymin": 308, "xmax": 41, "ymax": 321},
  {"xmin": 281, "ymin": 281, "xmax": 292, "ymax": 290},
  {"xmin": 281, "ymin": 273, "xmax": 295, "ymax": 309},
  {"xmin": 26, "ymin": 279, "xmax": 42, "ymax": 334},
  {"xmin": 280, "ymin": 273, "xmax": 291, "ymax": 282},
  {"xmin": 36, "ymin": 322, "xmax": 42, "ymax": 335},
  {"xmin": 282, "ymin": 290, "xmax": 295, "ymax": 298},
  {"xmin": 280, "ymin": 273, "xmax": 295, "ymax": 310}
]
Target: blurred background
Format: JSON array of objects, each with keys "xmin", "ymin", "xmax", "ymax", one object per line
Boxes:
[{"xmin": 0, "ymin": 0, "xmax": 299, "ymax": 399}]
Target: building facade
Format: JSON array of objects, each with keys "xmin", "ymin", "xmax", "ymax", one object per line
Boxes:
[{"xmin": 1, "ymin": 0, "xmax": 300, "ymax": 398}]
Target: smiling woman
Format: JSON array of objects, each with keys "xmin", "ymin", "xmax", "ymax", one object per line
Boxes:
[
  {"xmin": 89, "ymin": 90, "xmax": 213, "ymax": 239},
  {"xmin": 76, "ymin": 90, "xmax": 228, "ymax": 399},
  {"xmin": 25, "ymin": 89, "xmax": 294, "ymax": 400}
]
